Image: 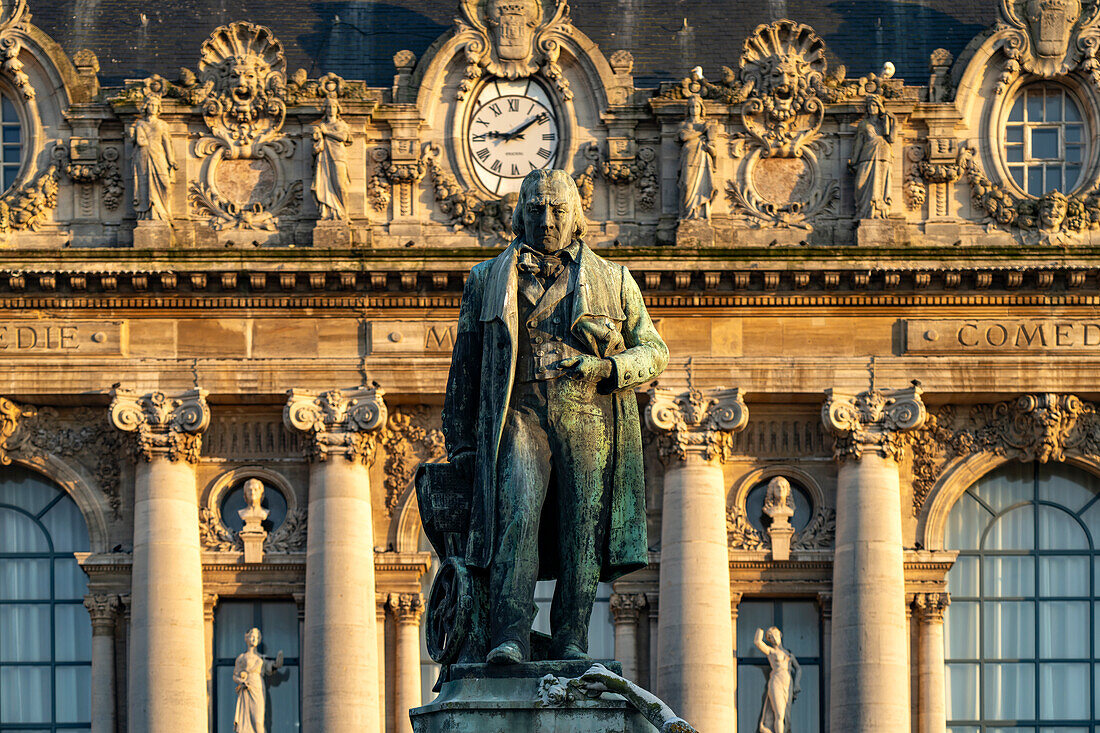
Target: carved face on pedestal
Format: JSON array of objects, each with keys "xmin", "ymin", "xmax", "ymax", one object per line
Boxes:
[
  {"xmin": 1039, "ymin": 190, "xmax": 1068, "ymax": 230},
  {"xmin": 487, "ymin": 0, "xmax": 540, "ymax": 62},
  {"xmin": 243, "ymin": 478, "xmax": 265, "ymax": 510},
  {"xmin": 1026, "ymin": 0, "xmax": 1082, "ymax": 59}
]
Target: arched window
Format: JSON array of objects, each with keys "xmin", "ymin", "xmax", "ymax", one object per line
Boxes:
[
  {"xmin": 944, "ymin": 461, "xmax": 1100, "ymax": 731},
  {"xmin": 0, "ymin": 465, "xmax": 91, "ymax": 730},
  {"xmin": 0, "ymin": 93, "xmax": 22, "ymax": 193}
]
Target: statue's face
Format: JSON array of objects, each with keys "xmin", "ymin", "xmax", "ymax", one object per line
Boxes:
[
  {"xmin": 768, "ymin": 56, "xmax": 803, "ymax": 113},
  {"xmin": 1026, "ymin": 0, "xmax": 1081, "ymax": 58},
  {"xmin": 145, "ymin": 98, "xmax": 161, "ymax": 118},
  {"xmin": 1040, "ymin": 195, "xmax": 1067, "ymax": 229},
  {"xmin": 229, "ymin": 57, "xmax": 263, "ymax": 103},
  {"xmin": 246, "ymin": 628, "xmax": 260, "ymax": 647},
  {"xmin": 688, "ymin": 96, "xmax": 704, "ymax": 122},
  {"xmin": 488, "ymin": 0, "xmax": 538, "ymax": 61},
  {"xmin": 521, "ymin": 176, "xmax": 577, "ymax": 253}
]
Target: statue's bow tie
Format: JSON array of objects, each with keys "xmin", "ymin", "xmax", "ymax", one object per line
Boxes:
[{"xmin": 518, "ymin": 250, "xmax": 565, "ymax": 279}]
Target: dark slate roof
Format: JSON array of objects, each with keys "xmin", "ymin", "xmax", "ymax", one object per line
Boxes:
[{"xmin": 33, "ymin": 0, "xmax": 994, "ymax": 90}]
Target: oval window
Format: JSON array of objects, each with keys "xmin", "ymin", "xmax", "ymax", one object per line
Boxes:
[{"xmin": 1003, "ymin": 82, "xmax": 1088, "ymax": 196}]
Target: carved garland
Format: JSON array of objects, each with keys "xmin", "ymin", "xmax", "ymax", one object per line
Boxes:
[
  {"xmin": 422, "ymin": 144, "xmax": 518, "ymax": 243},
  {"xmin": 907, "ymin": 393, "xmax": 1100, "ymax": 515},
  {"xmin": 378, "ymin": 406, "xmax": 445, "ymax": 516},
  {"xmin": 0, "ymin": 0, "xmax": 33, "ymax": 100},
  {"xmin": 572, "ymin": 142, "xmax": 658, "ymax": 212}
]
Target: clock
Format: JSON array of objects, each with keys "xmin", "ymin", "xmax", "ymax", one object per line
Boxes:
[{"xmin": 465, "ymin": 78, "xmax": 560, "ymax": 195}]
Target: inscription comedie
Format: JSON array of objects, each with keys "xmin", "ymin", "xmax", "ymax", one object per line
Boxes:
[{"xmin": 907, "ymin": 319, "xmax": 1100, "ymax": 353}]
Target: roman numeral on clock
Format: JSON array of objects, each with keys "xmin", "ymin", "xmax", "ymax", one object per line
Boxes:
[
  {"xmin": 511, "ymin": 164, "xmax": 520, "ymax": 175},
  {"xmin": 489, "ymin": 103, "xmax": 501, "ymax": 116},
  {"xmin": 508, "ymin": 99, "xmax": 519, "ymax": 111},
  {"xmin": 491, "ymin": 160, "xmax": 502, "ymax": 172},
  {"xmin": 538, "ymin": 147, "xmax": 551, "ymax": 159},
  {"xmin": 476, "ymin": 148, "xmax": 490, "ymax": 161},
  {"xmin": 542, "ymin": 133, "xmax": 555, "ymax": 140}
]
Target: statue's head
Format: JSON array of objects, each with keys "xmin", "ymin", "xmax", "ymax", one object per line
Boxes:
[
  {"xmin": 864, "ymin": 93, "xmax": 885, "ymax": 117},
  {"xmin": 512, "ymin": 169, "xmax": 587, "ymax": 253},
  {"xmin": 323, "ymin": 95, "xmax": 340, "ymax": 121},
  {"xmin": 242, "ymin": 478, "xmax": 265, "ymax": 510},
  {"xmin": 1039, "ymin": 189, "xmax": 1068, "ymax": 230},
  {"xmin": 765, "ymin": 626, "xmax": 782, "ymax": 646},
  {"xmin": 245, "ymin": 627, "xmax": 261, "ymax": 648},
  {"xmin": 486, "ymin": 0, "xmax": 540, "ymax": 62},
  {"xmin": 686, "ymin": 94, "xmax": 705, "ymax": 123},
  {"xmin": 1025, "ymin": 0, "xmax": 1081, "ymax": 59},
  {"xmin": 142, "ymin": 95, "xmax": 162, "ymax": 119},
  {"xmin": 764, "ymin": 51, "xmax": 810, "ymax": 118}
]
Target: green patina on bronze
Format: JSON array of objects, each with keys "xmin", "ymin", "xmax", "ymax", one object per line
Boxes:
[{"xmin": 418, "ymin": 169, "xmax": 667, "ymax": 674}]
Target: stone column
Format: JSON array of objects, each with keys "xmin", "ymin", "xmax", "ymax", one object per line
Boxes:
[
  {"xmin": 109, "ymin": 389, "xmax": 210, "ymax": 733},
  {"xmin": 84, "ymin": 593, "xmax": 120, "ymax": 733},
  {"xmin": 914, "ymin": 592, "xmax": 950, "ymax": 733},
  {"xmin": 203, "ymin": 592, "xmax": 218, "ymax": 733},
  {"xmin": 817, "ymin": 592, "xmax": 833, "ymax": 733},
  {"xmin": 376, "ymin": 592, "xmax": 388, "ymax": 733},
  {"xmin": 388, "ymin": 592, "xmax": 425, "ymax": 733},
  {"xmin": 609, "ymin": 593, "xmax": 646, "ymax": 682},
  {"xmin": 730, "ymin": 591, "xmax": 742, "ymax": 733},
  {"xmin": 645, "ymin": 592, "xmax": 659, "ymax": 691},
  {"xmin": 646, "ymin": 387, "xmax": 748, "ymax": 731},
  {"xmin": 284, "ymin": 387, "xmax": 387, "ymax": 733},
  {"xmin": 822, "ymin": 385, "xmax": 926, "ymax": 733}
]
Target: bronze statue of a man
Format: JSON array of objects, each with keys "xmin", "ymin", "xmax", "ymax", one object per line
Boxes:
[{"xmin": 442, "ymin": 169, "xmax": 668, "ymax": 664}]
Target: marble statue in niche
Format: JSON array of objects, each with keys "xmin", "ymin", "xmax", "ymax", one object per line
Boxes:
[
  {"xmin": 431, "ymin": 168, "xmax": 668, "ymax": 665},
  {"xmin": 237, "ymin": 477, "xmax": 269, "ymax": 563},
  {"xmin": 677, "ymin": 95, "xmax": 717, "ymax": 220},
  {"xmin": 128, "ymin": 95, "xmax": 176, "ymax": 221},
  {"xmin": 311, "ymin": 96, "xmax": 352, "ymax": 221},
  {"xmin": 762, "ymin": 476, "xmax": 796, "ymax": 560},
  {"xmin": 754, "ymin": 626, "xmax": 801, "ymax": 733},
  {"xmin": 849, "ymin": 94, "xmax": 897, "ymax": 219},
  {"xmin": 233, "ymin": 627, "xmax": 284, "ymax": 733}
]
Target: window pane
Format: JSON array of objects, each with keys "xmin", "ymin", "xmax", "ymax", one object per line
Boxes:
[
  {"xmin": 1045, "ymin": 91, "xmax": 1062, "ymax": 121},
  {"xmin": 983, "ymin": 601, "xmax": 1035, "ymax": 658},
  {"xmin": 1066, "ymin": 95, "xmax": 1082, "ymax": 121},
  {"xmin": 54, "ymin": 557, "xmax": 87, "ymax": 599},
  {"xmin": 1046, "ymin": 167, "xmax": 1062, "ymax": 193},
  {"xmin": 1029, "ymin": 167, "xmax": 1044, "ymax": 196},
  {"xmin": 789, "ymin": 664, "xmax": 820, "ymax": 732},
  {"xmin": 40, "ymin": 497, "xmax": 89, "ymax": 552},
  {"xmin": 984, "ymin": 663, "xmax": 1036, "ymax": 720},
  {"xmin": 972, "ymin": 464, "xmax": 1033, "ymax": 513},
  {"xmin": 1009, "ymin": 96, "xmax": 1024, "ymax": 121},
  {"xmin": 1039, "ymin": 663, "xmax": 1089, "ymax": 719},
  {"xmin": 1038, "ymin": 505, "xmax": 1087, "ymax": 549},
  {"xmin": 215, "ymin": 601, "xmax": 255, "ymax": 657},
  {"xmin": 945, "ymin": 600, "xmax": 979, "ymax": 658},
  {"xmin": 1007, "ymin": 145, "xmax": 1024, "ymax": 162},
  {"xmin": 947, "ymin": 663, "xmax": 979, "ymax": 720},
  {"xmin": 2, "ymin": 144, "xmax": 20, "ymax": 163},
  {"xmin": 1028, "ymin": 90, "xmax": 1044, "ymax": 121},
  {"xmin": 737, "ymin": 602, "xmax": 774, "ymax": 659},
  {"xmin": 1, "ymin": 558, "xmax": 50, "ymax": 599},
  {"xmin": 946, "ymin": 492, "xmax": 991, "ymax": 550},
  {"xmin": 737, "ymin": 663, "xmax": 768, "ymax": 732},
  {"xmin": 1038, "ymin": 555, "xmax": 1088, "ymax": 597},
  {"xmin": 1010, "ymin": 166, "xmax": 1025, "ymax": 188},
  {"xmin": 984, "ymin": 556, "xmax": 1034, "ymax": 596},
  {"xmin": 1038, "ymin": 602, "xmax": 1089, "ymax": 657},
  {"xmin": 1, "ymin": 125, "xmax": 18, "ymax": 144},
  {"xmin": 269, "ymin": 665, "xmax": 300, "ymax": 733},
  {"xmin": 1007, "ymin": 125, "xmax": 1024, "ymax": 143},
  {"xmin": 215, "ymin": 665, "xmax": 237, "ymax": 733},
  {"xmin": 0, "ymin": 665, "xmax": 51, "ymax": 723},
  {"xmin": 0, "ymin": 470, "xmax": 56, "ymax": 514},
  {"xmin": 0, "ymin": 604, "xmax": 50, "ymax": 661},
  {"xmin": 55, "ymin": 604, "xmax": 92, "ymax": 661},
  {"xmin": 948, "ymin": 555, "xmax": 979, "ymax": 597},
  {"xmin": 0, "ymin": 509, "xmax": 47, "ymax": 552},
  {"xmin": 55, "ymin": 665, "xmax": 91, "ymax": 723},
  {"xmin": 777, "ymin": 601, "xmax": 818, "ymax": 658},
  {"xmin": 985, "ymin": 506, "xmax": 1035, "ymax": 550},
  {"xmin": 1065, "ymin": 165, "xmax": 1081, "ymax": 189},
  {"xmin": 1065, "ymin": 124, "xmax": 1083, "ymax": 143}
]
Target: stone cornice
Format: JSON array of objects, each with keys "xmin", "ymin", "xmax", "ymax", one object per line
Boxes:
[
  {"xmin": 108, "ymin": 388, "xmax": 210, "ymax": 462},
  {"xmin": 823, "ymin": 385, "xmax": 927, "ymax": 462},
  {"xmin": 646, "ymin": 386, "xmax": 749, "ymax": 462},
  {"xmin": 283, "ymin": 386, "xmax": 387, "ymax": 464}
]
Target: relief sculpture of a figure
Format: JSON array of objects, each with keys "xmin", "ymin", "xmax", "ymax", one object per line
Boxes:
[
  {"xmin": 754, "ymin": 626, "xmax": 801, "ymax": 733},
  {"xmin": 128, "ymin": 95, "xmax": 176, "ymax": 221},
  {"xmin": 233, "ymin": 627, "xmax": 283, "ymax": 733},
  {"xmin": 677, "ymin": 94, "xmax": 717, "ymax": 220},
  {"xmin": 849, "ymin": 94, "xmax": 897, "ymax": 219},
  {"xmin": 311, "ymin": 96, "xmax": 353, "ymax": 221}
]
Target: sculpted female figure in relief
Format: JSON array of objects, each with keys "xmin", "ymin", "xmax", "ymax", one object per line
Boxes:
[
  {"xmin": 128, "ymin": 95, "xmax": 177, "ymax": 222},
  {"xmin": 754, "ymin": 626, "xmax": 801, "ymax": 733},
  {"xmin": 233, "ymin": 627, "xmax": 283, "ymax": 733},
  {"xmin": 677, "ymin": 94, "xmax": 717, "ymax": 220},
  {"xmin": 849, "ymin": 93, "xmax": 897, "ymax": 220},
  {"xmin": 311, "ymin": 96, "xmax": 353, "ymax": 221}
]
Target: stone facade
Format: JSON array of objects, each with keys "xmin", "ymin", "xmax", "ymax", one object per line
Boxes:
[{"xmin": 2, "ymin": 0, "xmax": 1100, "ymax": 731}]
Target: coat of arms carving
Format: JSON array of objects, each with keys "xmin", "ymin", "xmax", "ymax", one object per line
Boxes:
[{"xmin": 995, "ymin": 0, "xmax": 1100, "ymax": 90}]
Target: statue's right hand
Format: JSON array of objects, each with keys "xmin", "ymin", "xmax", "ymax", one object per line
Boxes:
[{"xmin": 451, "ymin": 451, "xmax": 476, "ymax": 479}]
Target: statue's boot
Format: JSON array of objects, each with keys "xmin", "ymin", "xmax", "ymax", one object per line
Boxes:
[{"xmin": 487, "ymin": 640, "xmax": 524, "ymax": 664}]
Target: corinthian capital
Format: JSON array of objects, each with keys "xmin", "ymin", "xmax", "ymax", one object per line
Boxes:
[
  {"xmin": 646, "ymin": 387, "xmax": 748, "ymax": 462},
  {"xmin": 913, "ymin": 591, "xmax": 950, "ymax": 623},
  {"xmin": 386, "ymin": 592, "xmax": 425, "ymax": 625},
  {"xmin": 108, "ymin": 388, "xmax": 210, "ymax": 463},
  {"xmin": 822, "ymin": 384, "xmax": 926, "ymax": 462},
  {"xmin": 283, "ymin": 386, "xmax": 388, "ymax": 464},
  {"xmin": 83, "ymin": 593, "xmax": 121, "ymax": 634},
  {"xmin": 609, "ymin": 592, "xmax": 647, "ymax": 624}
]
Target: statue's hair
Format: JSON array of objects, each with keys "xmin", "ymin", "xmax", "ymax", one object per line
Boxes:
[
  {"xmin": 141, "ymin": 95, "xmax": 162, "ymax": 115},
  {"xmin": 511, "ymin": 169, "xmax": 588, "ymax": 242}
]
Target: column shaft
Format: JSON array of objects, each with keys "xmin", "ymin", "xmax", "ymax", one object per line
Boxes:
[
  {"xmin": 85, "ymin": 595, "xmax": 119, "ymax": 733},
  {"xmin": 390, "ymin": 593, "xmax": 424, "ymax": 733},
  {"xmin": 610, "ymin": 593, "xmax": 645, "ymax": 682},
  {"xmin": 303, "ymin": 458, "xmax": 380, "ymax": 731},
  {"xmin": 129, "ymin": 458, "xmax": 208, "ymax": 733},
  {"xmin": 916, "ymin": 594, "xmax": 949, "ymax": 733},
  {"xmin": 657, "ymin": 455, "xmax": 736, "ymax": 729},
  {"xmin": 830, "ymin": 453, "xmax": 910, "ymax": 731},
  {"xmin": 377, "ymin": 595, "xmax": 387, "ymax": 733}
]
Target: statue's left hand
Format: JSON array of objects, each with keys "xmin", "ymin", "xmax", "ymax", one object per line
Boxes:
[{"xmin": 559, "ymin": 355, "xmax": 612, "ymax": 382}]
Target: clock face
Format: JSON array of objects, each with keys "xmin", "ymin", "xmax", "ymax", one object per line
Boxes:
[{"xmin": 465, "ymin": 78, "xmax": 560, "ymax": 195}]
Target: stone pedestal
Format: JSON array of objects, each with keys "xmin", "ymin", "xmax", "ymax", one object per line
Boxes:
[
  {"xmin": 410, "ymin": 661, "xmax": 656, "ymax": 733},
  {"xmin": 646, "ymin": 387, "xmax": 748, "ymax": 732},
  {"xmin": 132, "ymin": 219, "xmax": 174, "ymax": 248},
  {"xmin": 313, "ymin": 220, "xmax": 352, "ymax": 247},
  {"xmin": 109, "ymin": 388, "xmax": 211, "ymax": 733},
  {"xmin": 822, "ymin": 385, "xmax": 926, "ymax": 733},
  {"xmin": 285, "ymin": 386, "xmax": 388, "ymax": 733}
]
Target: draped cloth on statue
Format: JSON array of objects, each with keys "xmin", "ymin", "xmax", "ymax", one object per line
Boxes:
[{"xmin": 233, "ymin": 650, "xmax": 275, "ymax": 733}]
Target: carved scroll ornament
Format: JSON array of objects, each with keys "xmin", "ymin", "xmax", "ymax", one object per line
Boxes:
[
  {"xmin": 455, "ymin": 0, "xmax": 573, "ymax": 100},
  {"xmin": 994, "ymin": 0, "xmax": 1100, "ymax": 92},
  {"xmin": 109, "ymin": 389, "xmax": 211, "ymax": 463},
  {"xmin": 822, "ymin": 384, "xmax": 927, "ymax": 462},
  {"xmin": 907, "ymin": 393, "xmax": 1100, "ymax": 514},
  {"xmin": 283, "ymin": 387, "xmax": 388, "ymax": 464},
  {"xmin": 0, "ymin": 0, "xmax": 32, "ymax": 100}
]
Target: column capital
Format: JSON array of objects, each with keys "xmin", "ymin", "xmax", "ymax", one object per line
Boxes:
[
  {"xmin": 387, "ymin": 592, "xmax": 425, "ymax": 625},
  {"xmin": 913, "ymin": 591, "xmax": 950, "ymax": 623},
  {"xmin": 646, "ymin": 386, "xmax": 748, "ymax": 462},
  {"xmin": 609, "ymin": 592, "xmax": 647, "ymax": 624},
  {"xmin": 0, "ymin": 396, "xmax": 33, "ymax": 465},
  {"xmin": 108, "ymin": 388, "xmax": 210, "ymax": 463},
  {"xmin": 822, "ymin": 384, "xmax": 927, "ymax": 462},
  {"xmin": 815, "ymin": 591, "xmax": 832, "ymax": 619},
  {"xmin": 83, "ymin": 593, "xmax": 121, "ymax": 634},
  {"xmin": 730, "ymin": 591, "xmax": 743, "ymax": 619},
  {"xmin": 283, "ymin": 386, "xmax": 388, "ymax": 464}
]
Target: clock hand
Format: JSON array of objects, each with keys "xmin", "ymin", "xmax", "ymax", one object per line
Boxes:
[{"xmin": 503, "ymin": 112, "xmax": 548, "ymax": 141}]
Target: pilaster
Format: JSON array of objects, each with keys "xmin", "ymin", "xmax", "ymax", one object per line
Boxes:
[
  {"xmin": 84, "ymin": 593, "xmax": 120, "ymax": 733},
  {"xmin": 646, "ymin": 386, "xmax": 747, "ymax": 732},
  {"xmin": 609, "ymin": 592, "xmax": 647, "ymax": 682},
  {"xmin": 388, "ymin": 592, "xmax": 425, "ymax": 733},
  {"xmin": 914, "ymin": 592, "xmax": 950, "ymax": 733}
]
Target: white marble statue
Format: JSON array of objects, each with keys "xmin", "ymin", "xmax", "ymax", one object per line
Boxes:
[
  {"xmin": 311, "ymin": 96, "xmax": 353, "ymax": 221},
  {"xmin": 128, "ymin": 95, "xmax": 177, "ymax": 221},
  {"xmin": 754, "ymin": 626, "xmax": 801, "ymax": 733},
  {"xmin": 849, "ymin": 94, "xmax": 897, "ymax": 220},
  {"xmin": 677, "ymin": 94, "xmax": 717, "ymax": 220},
  {"xmin": 763, "ymin": 476, "xmax": 794, "ymax": 525},
  {"xmin": 233, "ymin": 627, "xmax": 283, "ymax": 733},
  {"xmin": 237, "ymin": 478, "xmax": 269, "ymax": 528}
]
